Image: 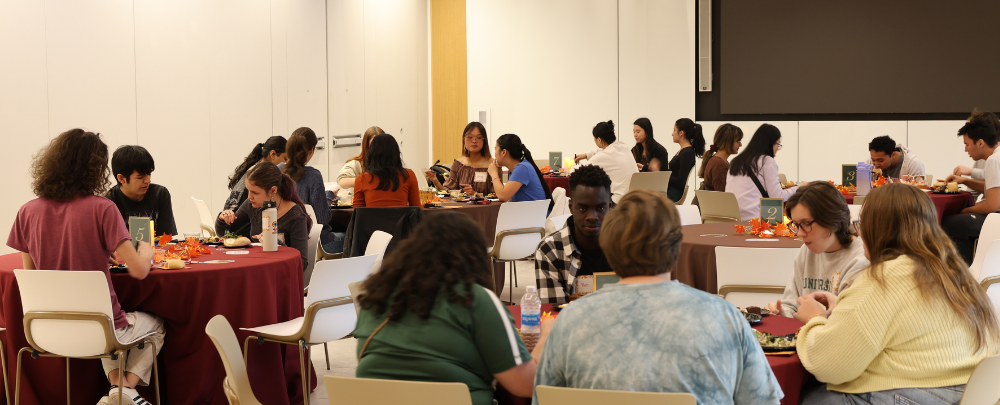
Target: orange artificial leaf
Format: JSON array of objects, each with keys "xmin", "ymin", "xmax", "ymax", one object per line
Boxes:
[
  {"xmin": 158, "ymin": 234, "xmax": 173, "ymax": 247},
  {"xmin": 734, "ymin": 224, "xmax": 745, "ymax": 234}
]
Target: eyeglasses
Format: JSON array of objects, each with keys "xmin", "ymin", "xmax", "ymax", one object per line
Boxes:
[
  {"xmin": 788, "ymin": 219, "xmax": 815, "ymax": 233},
  {"xmin": 775, "ymin": 142, "xmax": 783, "ymax": 150},
  {"xmin": 464, "ymin": 136, "xmax": 485, "ymax": 142}
]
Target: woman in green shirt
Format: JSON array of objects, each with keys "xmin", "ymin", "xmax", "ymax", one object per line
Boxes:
[{"xmin": 355, "ymin": 212, "xmax": 544, "ymax": 404}]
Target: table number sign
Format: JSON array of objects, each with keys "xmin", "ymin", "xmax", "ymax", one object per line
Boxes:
[
  {"xmin": 760, "ymin": 198, "xmax": 784, "ymax": 225},
  {"xmin": 593, "ymin": 272, "xmax": 620, "ymax": 290},
  {"xmin": 549, "ymin": 152, "xmax": 563, "ymax": 172},
  {"xmin": 842, "ymin": 164, "xmax": 857, "ymax": 187},
  {"xmin": 128, "ymin": 216, "xmax": 154, "ymax": 244}
]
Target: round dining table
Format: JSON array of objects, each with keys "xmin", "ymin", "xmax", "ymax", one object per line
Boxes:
[
  {"xmin": 499, "ymin": 304, "xmax": 811, "ymax": 405},
  {"xmin": 675, "ymin": 222, "xmax": 803, "ymax": 294},
  {"xmin": 543, "ymin": 175, "xmax": 570, "ymax": 197},
  {"xmin": 843, "ymin": 191, "xmax": 974, "ymax": 224},
  {"xmin": 0, "ymin": 246, "xmax": 312, "ymax": 405}
]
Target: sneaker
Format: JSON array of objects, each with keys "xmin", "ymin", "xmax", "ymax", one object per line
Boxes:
[{"xmin": 108, "ymin": 386, "xmax": 152, "ymax": 405}]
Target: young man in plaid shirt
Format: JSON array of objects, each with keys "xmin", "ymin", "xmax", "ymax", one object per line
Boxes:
[{"xmin": 534, "ymin": 165, "xmax": 614, "ymax": 303}]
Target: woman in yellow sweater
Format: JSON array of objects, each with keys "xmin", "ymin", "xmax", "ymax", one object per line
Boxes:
[{"xmin": 794, "ymin": 183, "xmax": 998, "ymax": 404}]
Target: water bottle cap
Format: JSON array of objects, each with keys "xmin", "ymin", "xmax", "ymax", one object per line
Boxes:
[
  {"xmin": 262, "ymin": 201, "xmax": 276, "ymax": 209},
  {"xmin": 525, "ymin": 285, "xmax": 536, "ymax": 293}
]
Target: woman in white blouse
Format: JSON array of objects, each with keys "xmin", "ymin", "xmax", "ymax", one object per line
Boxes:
[{"xmin": 725, "ymin": 124, "xmax": 807, "ymax": 220}]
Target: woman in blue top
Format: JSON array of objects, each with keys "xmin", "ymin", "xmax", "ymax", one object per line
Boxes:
[{"xmin": 488, "ymin": 134, "xmax": 552, "ymax": 207}]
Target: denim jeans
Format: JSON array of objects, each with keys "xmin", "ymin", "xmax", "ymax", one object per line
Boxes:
[
  {"xmin": 322, "ymin": 232, "xmax": 345, "ymax": 254},
  {"xmin": 801, "ymin": 384, "xmax": 965, "ymax": 405}
]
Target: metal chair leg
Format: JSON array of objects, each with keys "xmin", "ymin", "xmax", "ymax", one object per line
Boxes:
[
  {"xmin": 150, "ymin": 341, "xmax": 161, "ymax": 405},
  {"xmin": 116, "ymin": 351, "xmax": 125, "ymax": 405},
  {"xmin": 243, "ymin": 336, "xmax": 254, "ymax": 366},
  {"xmin": 490, "ymin": 257, "xmax": 498, "ymax": 294},
  {"xmin": 15, "ymin": 347, "xmax": 30, "ymax": 405},
  {"xmin": 298, "ymin": 342, "xmax": 308, "ymax": 404},
  {"xmin": 0, "ymin": 338, "xmax": 10, "ymax": 405},
  {"xmin": 324, "ymin": 342, "xmax": 330, "ymax": 370},
  {"xmin": 508, "ymin": 261, "xmax": 514, "ymax": 303},
  {"xmin": 65, "ymin": 358, "xmax": 70, "ymax": 405}
]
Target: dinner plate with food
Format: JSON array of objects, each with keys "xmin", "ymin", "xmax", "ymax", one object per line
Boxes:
[
  {"xmin": 929, "ymin": 179, "xmax": 962, "ymax": 194},
  {"xmin": 221, "ymin": 234, "xmax": 253, "ymax": 249},
  {"xmin": 201, "ymin": 236, "xmax": 224, "ymax": 246},
  {"xmin": 753, "ymin": 330, "xmax": 797, "ymax": 352}
]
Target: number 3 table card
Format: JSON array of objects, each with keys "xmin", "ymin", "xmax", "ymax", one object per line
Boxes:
[
  {"xmin": 842, "ymin": 164, "xmax": 857, "ymax": 187},
  {"xmin": 760, "ymin": 198, "xmax": 784, "ymax": 225}
]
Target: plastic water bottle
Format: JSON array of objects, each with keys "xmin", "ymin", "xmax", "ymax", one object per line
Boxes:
[
  {"xmin": 856, "ymin": 162, "xmax": 873, "ymax": 196},
  {"xmin": 520, "ymin": 285, "xmax": 541, "ymax": 352},
  {"xmin": 261, "ymin": 201, "xmax": 278, "ymax": 252}
]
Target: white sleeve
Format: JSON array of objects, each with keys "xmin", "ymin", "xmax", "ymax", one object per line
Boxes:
[
  {"xmin": 762, "ymin": 157, "xmax": 797, "ymax": 200},
  {"xmin": 585, "ymin": 147, "xmax": 602, "ymax": 160},
  {"xmin": 985, "ymin": 156, "xmax": 1000, "ymax": 190}
]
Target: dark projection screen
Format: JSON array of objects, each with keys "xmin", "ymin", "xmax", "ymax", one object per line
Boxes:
[{"xmin": 720, "ymin": 0, "xmax": 1000, "ymax": 115}]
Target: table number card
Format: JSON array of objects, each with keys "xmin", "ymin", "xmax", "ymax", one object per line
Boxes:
[
  {"xmin": 760, "ymin": 198, "xmax": 784, "ymax": 225},
  {"xmin": 842, "ymin": 164, "xmax": 857, "ymax": 187},
  {"xmin": 128, "ymin": 217, "xmax": 154, "ymax": 244},
  {"xmin": 593, "ymin": 272, "xmax": 620, "ymax": 291},
  {"xmin": 549, "ymin": 152, "xmax": 563, "ymax": 172}
]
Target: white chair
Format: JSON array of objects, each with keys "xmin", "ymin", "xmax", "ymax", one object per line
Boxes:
[
  {"xmin": 677, "ymin": 168, "xmax": 695, "ymax": 204},
  {"xmin": 325, "ymin": 375, "xmax": 472, "ymax": 405},
  {"xmin": 959, "ymin": 354, "xmax": 1000, "ymax": 405},
  {"xmin": 629, "ymin": 171, "xmax": 672, "ymax": 194},
  {"xmin": 304, "ymin": 224, "xmax": 323, "ymax": 286},
  {"xmin": 536, "ymin": 385, "xmax": 696, "ymax": 405},
  {"xmin": 191, "ymin": 196, "xmax": 217, "ymax": 237},
  {"xmin": 303, "ymin": 204, "xmax": 319, "ymax": 227},
  {"xmin": 675, "ymin": 205, "xmax": 702, "ymax": 226},
  {"xmin": 848, "ymin": 205, "xmax": 861, "ymax": 222},
  {"xmin": 205, "ymin": 315, "xmax": 263, "ymax": 405},
  {"xmin": 853, "ymin": 195, "xmax": 865, "ymax": 206},
  {"xmin": 695, "ymin": 190, "xmax": 741, "ymax": 223},
  {"xmin": 548, "ymin": 187, "xmax": 570, "ymax": 218},
  {"xmin": 13, "ymin": 270, "xmax": 161, "ymax": 405},
  {"xmin": 489, "ymin": 200, "xmax": 550, "ymax": 302},
  {"xmin": 545, "ymin": 214, "xmax": 571, "ymax": 235},
  {"xmin": 969, "ymin": 213, "xmax": 1000, "ymax": 280},
  {"xmin": 778, "ymin": 173, "xmax": 787, "ymax": 185},
  {"xmin": 365, "ymin": 230, "xmax": 393, "ymax": 274},
  {"xmin": 979, "ymin": 240, "xmax": 1000, "ymax": 326},
  {"xmin": 242, "ymin": 254, "xmax": 377, "ymax": 401},
  {"xmin": 715, "ymin": 247, "xmax": 799, "ymax": 307}
]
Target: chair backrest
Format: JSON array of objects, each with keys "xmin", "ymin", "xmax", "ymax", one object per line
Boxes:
[
  {"xmin": 343, "ymin": 207, "xmax": 423, "ymax": 258},
  {"xmin": 848, "ymin": 205, "xmax": 861, "ymax": 222},
  {"xmin": 304, "ymin": 223, "xmax": 323, "ymax": 286},
  {"xmin": 629, "ymin": 171, "xmax": 671, "ymax": 194},
  {"xmin": 695, "ymin": 190, "xmax": 741, "ymax": 223},
  {"xmin": 970, "ymin": 213, "xmax": 1000, "ymax": 279},
  {"xmin": 494, "ymin": 200, "xmax": 550, "ymax": 260},
  {"xmin": 325, "ymin": 375, "xmax": 472, "ymax": 405},
  {"xmin": 853, "ymin": 195, "xmax": 865, "ymax": 206},
  {"xmin": 715, "ymin": 246, "xmax": 799, "ymax": 307},
  {"xmin": 959, "ymin": 354, "xmax": 1000, "ymax": 405},
  {"xmin": 545, "ymin": 214, "xmax": 572, "ymax": 235},
  {"xmin": 678, "ymin": 185, "xmax": 690, "ymax": 204},
  {"xmin": 191, "ymin": 196, "xmax": 217, "ymax": 237},
  {"xmin": 304, "ymin": 204, "xmax": 319, "ymax": 227},
  {"xmin": 548, "ymin": 187, "xmax": 569, "ymax": 218},
  {"xmin": 347, "ymin": 281, "xmax": 363, "ymax": 315},
  {"xmin": 536, "ymin": 385, "xmax": 696, "ymax": 405},
  {"xmin": 778, "ymin": 173, "xmax": 787, "ymax": 185},
  {"xmin": 305, "ymin": 254, "xmax": 377, "ymax": 342},
  {"xmin": 978, "ymin": 240, "xmax": 1000, "ymax": 284},
  {"xmin": 363, "ymin": 230, "xmax": 393, "ymax": 273},
  {"xmin": 14, "ymin": 269, "xmax": 115, "ymax": 357},
  {"xmin": 675, "ymin": 205, "xmax": 702, "ymax": 226},
  {"xmin": 205, "ymin": 315, "xmax": 262, "ymax": 405}
]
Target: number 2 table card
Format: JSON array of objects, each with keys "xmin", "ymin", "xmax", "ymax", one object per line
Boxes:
[{"xmin": 760, "ymin": 198, "xmax": 784, "ymax": 225}]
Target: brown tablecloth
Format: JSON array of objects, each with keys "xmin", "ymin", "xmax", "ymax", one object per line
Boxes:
[
  {"xmin": 676, "ymin": 223, "xmax": 803, "ymax": 294},
  {"xmin": 0, "ymin": 247, "xmax": 313, "ymax": 405},
  {"xmin": 844, "ymin": 191, "xmax": 974, "ymax": 224},
  {"xmin": 543, "ymin": 175, "xmax": 570, "ymax": 197},
  {"xmin": 499, "ymin": 304, "xmax": 811, "ymax": 405}
]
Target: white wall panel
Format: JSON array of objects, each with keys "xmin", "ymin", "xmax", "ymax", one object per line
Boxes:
[
  {"xmin": 906, "ymin": 120, "xmax": 968, "ymax": 183},
  {"xmin": 798, "ymin": 121, "xmax": 907, "ymax": 183},
  {"xmin": 327, "ymin": 0, "xmax": 367, "ymax": 173},
  {"xmin": 271, "ymin": 0, "xmax": 289, "ymax": 139},
  {"xmin": 287, "ymin": 0, "xmax": 331, "ymax": 179}
]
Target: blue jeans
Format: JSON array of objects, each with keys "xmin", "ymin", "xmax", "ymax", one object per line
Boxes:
[
  {"xmin": 322, "ymin": 232, "xmax": 345, "ymax": 254},
  {"xmin": 801, "ymin": 384, "xmax": 965, "ymax": 405}
]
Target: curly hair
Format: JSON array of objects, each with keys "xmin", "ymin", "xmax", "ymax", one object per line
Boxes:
[
  {"xmin": 569, "ymin": 164, "xmax": 612, "ymax": 196},
  {"xmin": 868, "ymin": 135, "xmax": 898, "ymax": 156},
  {"xmin": 358, "ymin": 211, "xmax": 494, "ymax": 320},
  {"xmin": 32, "ymin": 129, "xmax": 112, "ymax": 202}
]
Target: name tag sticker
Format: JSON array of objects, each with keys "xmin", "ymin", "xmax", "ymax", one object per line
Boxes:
[{"xmin": 474, "ymin": 172, "xmax": 488, "ymax": 182}]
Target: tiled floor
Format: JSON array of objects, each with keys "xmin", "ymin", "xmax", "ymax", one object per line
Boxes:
[{"xmin": 306, "ymin": 259, "xmax": 536, "ymax": 403}]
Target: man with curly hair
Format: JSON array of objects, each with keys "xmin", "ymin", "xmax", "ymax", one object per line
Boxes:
[
  {"xmin": 534, "ymin": 165, "xmax": 615, "ymax": 303},
  {"xmin": 7, "ymin": 129, "xmax": 165, "ymax": 405}
]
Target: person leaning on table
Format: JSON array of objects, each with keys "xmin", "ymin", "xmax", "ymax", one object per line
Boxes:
[
  {"xmin": 533, "ymin": 190, "xmax": 783, "ymax": 405},
  {"xmin": 571, "ymin": 120, "xmax": 639, "ymax": 204},
  {"xmin": 425, "ymin": 121, "xmax": 495, "ymax": 196},
  {"xmin": 941, "ymin": 115, "xmax": 1000, "ymax": 264},
  {"xmin": 953, "ymin": 110, "xmax": 999, "ymax": 202},
  {"xmin": 795, "ymin": 183, "xmax": 999, "ymax": 405},
  {"xmin": 725, "ymin": 123, "xmax": 803, "ymax": 221}
]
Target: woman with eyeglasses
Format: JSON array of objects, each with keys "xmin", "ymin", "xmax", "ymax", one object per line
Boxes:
[
  {"xmin": 425, "ymin": 122, "xmax": 495, "ymax": 195},
  {"xmin": 765, "ymin": 182, "xmax": 869, "ymax": 318},
  {"xmin": 725, "ymin": 124, "xmax": 806, "ymax": 220}
]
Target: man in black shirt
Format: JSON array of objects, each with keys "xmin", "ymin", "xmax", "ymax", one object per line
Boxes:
[
  {"xmin": 105, "ymin": 145, "xmax": 178, "ymax": 236},
  {"xmin": 535, "ymin": 165, "xmax": 614, "ymax": 303}
]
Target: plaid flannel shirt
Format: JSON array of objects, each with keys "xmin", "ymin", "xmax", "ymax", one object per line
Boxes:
[{"xmin": 534, "ymin": 220, "xmax": 582, "ymax": 303}]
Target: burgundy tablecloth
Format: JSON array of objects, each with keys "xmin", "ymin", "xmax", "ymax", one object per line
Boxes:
[
  {"xmin": 675, "ymin": 223, "xmax": 804, "ymax": 294},
  {"xmin": 543, "ymin": 176, "xmax": 570, "ymax": 197},
  {"xmin": 0, "ymin": 246, "xmax": 314, "ymax": 405},
  {"xmin": 499, "ymin": 304, "xmax": 810, "ymax": 405},
  {"xmin": 844, "ymin": 191, "xmax": 974, "ymax": 223}
]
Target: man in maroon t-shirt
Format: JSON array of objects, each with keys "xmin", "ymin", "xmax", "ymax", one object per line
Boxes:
[{"xmin": 7, "ymin": 129, "xmax": 164, "ymax": 405}]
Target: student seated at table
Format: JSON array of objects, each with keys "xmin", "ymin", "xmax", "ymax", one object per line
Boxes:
[
  {"xmin": 222, "ymin": 136, "xmax": 287, "ymax": 236},
  {"xmin": 699, "ymin": 123, "xmax": 743, "ymax": 192},
  {"xmin": 535, "ymin": 165, "xmax": 614, "ymax": 303},
  {"xmin": 352, "ymin": 134, "xmax": 421, "ymax": 208},
  {"xmin": 953, "ymin": 110, "xmax": 1000, "ymax": 201},
  {"xmin": 7, "ymin": 129, "xmax": 164, "ymax": 405},
  {"xmin": 726, "ymin": 124, "xmax": 803, "ymax": 221},
  {"xmin": 533, "ymin": 190, "xmax": 783, "ymax": 405},
  {"xmin": 104, "ymin": 145, "xmax": 178, "ymax": 236},
  {"xmin": 488, "ymin": 134, "xmax": 552, "ymax": 207},
  {"xmin": 865, "ymin": 135, "xmax": 925, "ymax": 178},
  {"xmin": 765, "ymin": 182, "xmax": 869, "ymax": 318},
  {"xmin": 283, "ymin": 127, "xmax": 344, "ymax": 254},
  {"xmin": 571, "ymin": 120, "xmax": 638, "ymax": 203},
  {"xmin": 942, "ymin": 115, "xmax": 1000, "ymax": 264},
  {"xmin": 631, "ymin": 117, "xmax": 670, "ymax": 172},
  {"xmin": 425, "ymin": 122, "xmax": 495, "ymax": 195},
  {"xmin": 217, "ymin": 162, "xmax": 312, "ymax": 271},
  {"xmin": 355, "ymin": 212, "xmax": 546, "ymax": 405},
  {"xmin": 665, "ymin": 118, "xmax": 706, "ymax": 202},
  {"xmin": 337, "ymin": 126, "xmax": 383, "ymax": 194},
  {"xmin": 795, "ymin": 183, "xmax": 998, "ymax": 404}
]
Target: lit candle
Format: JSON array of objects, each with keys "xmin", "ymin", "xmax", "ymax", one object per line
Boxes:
[{"xmin": 563, "ymin": 157, "xmax": 574, "ymax": 171}]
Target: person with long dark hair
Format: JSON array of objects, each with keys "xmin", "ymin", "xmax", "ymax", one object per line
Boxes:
[
  {"xmin": 665, "ymin": 118, "xmax": 706, "ymax": 202},
  {"xmin": 283, "ymin": 127, "xmax": 343, "ymax": 253},
  {"xmin": 353, "ymin": 134, "xmax": 421, "ymax": 208},
  {"xmin": 425, "ymin": 122, "xmax": 495, "ymax": 195},
  {"xmin": 725, "ymin": 124, "xmax": 802, "ymax": 221},
  {"xmin": 699, "ymin": 124, "xmax": 743, "ymax": 192},
  {"xmin": 355, "ymin": 212, "xmax": 544, "ymax": 405},
  {"xmin": 488, "ymin": 134, "xmax": 552, "ymax": 206},
  {"xmin": 216, "ymin": 162, "xmax": 312, "ymax": 271},
  {"xmin": 631, "ymin": 118, "xmax": 670, "ymax": 172},
  {"xmin": 337, "ymin": 126, "xmax": 384, "ymax": 193},
  {"xmin": 222, "ymin": 136, "xmax": 287, "ymax": 236}
]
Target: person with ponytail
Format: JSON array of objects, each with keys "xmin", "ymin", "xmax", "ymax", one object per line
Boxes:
[
  {"xmin": 353, "ymin": 134, "xmax": 422, "ymax": 208},
  {"xmin": 726, "ymin": 124, "xmax": 803, "ymax": 221},
  {"xmin": 284, "ymin": 127, "xmax": 344, "ymax": 253},
  {"xmin": 337, "ymin": 126, "xmax": 384, "ymax": 194},
  {"xmin": 222, "ymin": 136, "xmax": 287, "ymax": 236},
  {"xmin": 665, "ymin": 118, "xmax": 706, "ymax": 202},
  {"xmin": 488, "ymin": 134, "xmax": 552, "ymax": 209},
  {"xmin": 699, "ymin": 124, "xmax": 744, "ymax": 192},
  {"xmin": 573, "ymin": 120, "xmax": 639, "ymax": 203},
  {"xmin": 217, "ymin": 162, "xmax": 312, "ymax": 271},
  {"xmin": 631, "ymin": 118, "xmax": 670, "ymax": 172}
]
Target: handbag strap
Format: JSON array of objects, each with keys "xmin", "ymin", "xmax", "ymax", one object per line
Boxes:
[
  {"xmin": 357, "ymin": 317, "xmax": 390, "ymax": 361},
  {"xmin": 749, "ymin": 173, "xmax": 769, "ymax": 199}
]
